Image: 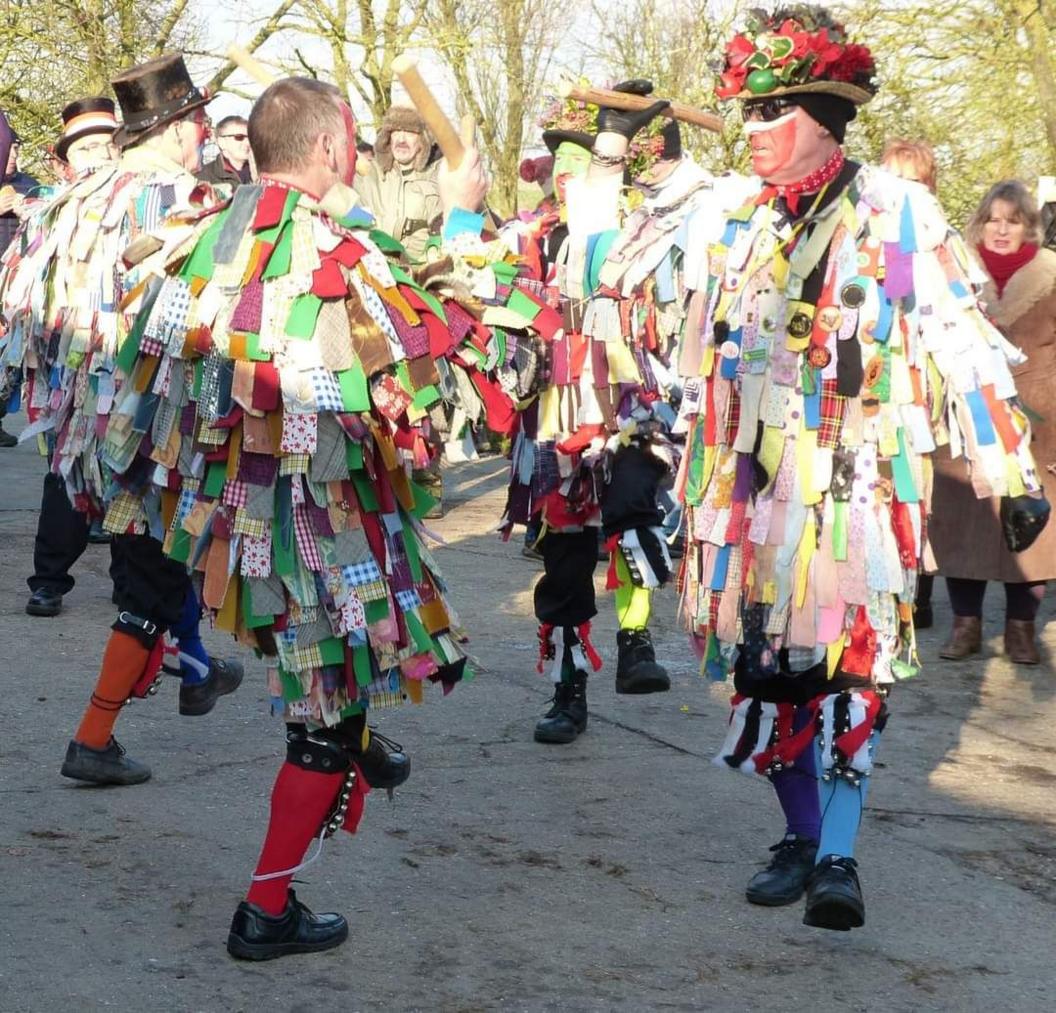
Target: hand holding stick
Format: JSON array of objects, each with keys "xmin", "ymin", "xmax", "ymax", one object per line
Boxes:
[{"xmin": 558, "ymin": 80, "xmax": 724, "ymax": 134}]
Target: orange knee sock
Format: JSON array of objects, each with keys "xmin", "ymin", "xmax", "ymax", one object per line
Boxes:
[{"xmin": 74, "ymin": 631, "xmax": 152, "ymax": 749}]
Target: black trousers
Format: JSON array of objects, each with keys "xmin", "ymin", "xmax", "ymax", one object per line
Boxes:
[
  {"xmin": 28, "ymin": 472, "xmax": 125, "ymax": 596},
  {"xmin": 111, "ymin": 534, "xmax": 192, "ymax": 646},
  {"xmin": 534, "ymin": 528, "xmax": 599, "ymax": 627}
]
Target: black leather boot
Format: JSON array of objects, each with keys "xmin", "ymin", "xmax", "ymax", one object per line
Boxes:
[
  {"xmin": 61, "ymin": 738, "xmax": 151, "ymax": 786},
  {"xmin": 178, "ymin": 657, "xmax": 245, "ymax": 716},
  {"xmin": 745, "ymin": 834, "xmax": 818, "ymax": 906},
  {"xmin": 803, "ymin": 855, "xmax": 865, "ymax": 931},
  {"xmin": 534, "ymin": 672, "xmax": 588, "ymax": 744},
  {"xmin": 615, "ymin": 628, "xmax": 671, "ymax": 694},
  {"xmin": 26, "ymin": 587, "xmax": 63, "ymax": 617},
  {"xmin": 353, "ymin": 729, "xmax": 410, "ymax": 790},
  {"xmin": 227, "ymin": 889, "xmax": 348, "ymax": 960}
]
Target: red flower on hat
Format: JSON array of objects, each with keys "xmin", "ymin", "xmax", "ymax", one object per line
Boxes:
[
  {"xmin": 726, "ymin": 34, "xmax": 755, "ymax": 68},
  {"xmin": 808, "ymin": 29, "xmax": 845, "ymax": 77},
  {"xmin": 828, "ymin": 43, "xmax": 875, "ymax": 82},
  {"xmin": 777, "ymin": 19, "xmax": 813, "ymax": 59},
  {"xmin": 715, "ymin": 65, "xmax": 749, "ymax": 98}
]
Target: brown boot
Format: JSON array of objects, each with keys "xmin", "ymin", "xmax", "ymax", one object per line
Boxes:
[
  {"xmin": 939, "ymin": 616, "xmax": 982, "ymax": 660},
  {"xmin": 1004, "ymin": 620, "xmax": 1041, "ymax": 665}
]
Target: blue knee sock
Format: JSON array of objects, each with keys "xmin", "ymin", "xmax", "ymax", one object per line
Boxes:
[
  {"xmin": 816, "ymin": 732, "xmax": 879, "ymax": 861},
  {"xmin": 170, "ymin": 585, "xmax": 211, "ymax": 685}
]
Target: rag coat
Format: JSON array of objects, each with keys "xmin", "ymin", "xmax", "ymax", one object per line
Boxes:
[{"xmin": 929, "ymin": 246, "xmax": 1056, "ymax": 583}]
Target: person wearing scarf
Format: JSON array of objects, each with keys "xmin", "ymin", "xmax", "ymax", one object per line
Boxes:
[{"xmin": 928, "ymin": 180, "xmax": 1056, "ymax": 665}]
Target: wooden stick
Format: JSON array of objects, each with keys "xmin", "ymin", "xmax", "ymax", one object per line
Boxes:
[
  {"xmin": 226, "ymin": 45, "xmax": 277, "ymax": 87},
  {"xmin": 392, "ymin": 54, "xmax": 466, "ymax": 168},
  {"xmin": 558, "ymin": 81, "xmax": 724, "ymax": 134}
]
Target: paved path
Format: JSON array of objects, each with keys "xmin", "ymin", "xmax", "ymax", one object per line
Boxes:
[{"xmin": 0, "ymin": 438, "xmax": 1053, "ymax": 1012}]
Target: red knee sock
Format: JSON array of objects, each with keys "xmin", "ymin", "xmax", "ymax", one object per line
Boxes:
[{"xmin": 245, "ymin": 761, "xmax": 344, "ymax": 915}]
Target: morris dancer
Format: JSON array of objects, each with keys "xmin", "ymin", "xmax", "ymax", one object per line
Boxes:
[{"xmin": 679, "ymin": 5, "xmax": 1046, "ymax": 929}]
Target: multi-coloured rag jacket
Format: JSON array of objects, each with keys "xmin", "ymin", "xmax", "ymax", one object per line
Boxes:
[
  {"xmin": 500, "ymin": 161, "xmax": 749, "ymax": 564},
  {"xmin": 0, "ymin": 148, "xmax": 218, "ymax": 509},
  {"xmin": 677, "ymin": 164, "xmax": 1041, "ymax": 704},
  {"xmin": 97, "ymin": 182, "xmax": 537, "ymax": 727}
]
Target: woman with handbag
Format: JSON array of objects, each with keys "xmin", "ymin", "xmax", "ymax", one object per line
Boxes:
[{"xmin": 929, "ymin": 179, "xmax": 1056, "ymax": 664}]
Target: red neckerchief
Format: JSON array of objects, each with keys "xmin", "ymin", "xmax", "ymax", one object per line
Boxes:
[
  {"xmin": 977, "ymin": 242, "xmax": 1038, "ymax": 297},
  {"xmin": 755, "ymin": 147, "xmax": 846, "ymax": 215}
]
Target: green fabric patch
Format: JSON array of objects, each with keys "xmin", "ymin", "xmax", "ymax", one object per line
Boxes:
[
  {"xmin": 286, "ymin": 294, "xmax": 322, "ymax": 338},
  {"xmin": 491, "ymin": 261, "xmax": 519, "ymax": 285},
  {"xmin": 319, "ymin": 636, "xmax": 345, "ymax": 667},
  {"xmin": 409, "ymin": 478, "xmax": 439, "ymax": 520},
  {"xmin": 891, "ymin": 427, "xmax": 919, "ymax": 503},
  {"xmin": 256, "ymin": 190, "xmax": 300, "ymax": 244},
  {"xmin": 180, "ymin": 212, "xmax": 225, "ymax": 281},
  {"xmin": 337, "ymin": 360, "xmax": 370, "ymax": 411},
  {"xmin": 168, "ymin": 527, "xmax": 192, "ymax": 565},
  {"xmin": 241, "ymin": 582, "xmax": 274, "ymax": 629},
  {"xmin": 506, "ymin": 286, "xmax": 543, "ymax": 323},
  {"xmin": 404, "ymin": 610, "xmax": 434, "ymax": 654},
  {"xmin": 353, "ymin": 644, "xmax": 373, "ymax": 687},
  {"xmin": 245, "ymin": 332, "xmax": 269, "ymax": 362},
  {"xmin": 261, "ymin": 220, "xmax": 294, "ymax": 279},
  {"xmin": 369, "ymin": 229, "xmax": 405, "ymax": 255},
  {"xmin": 587, "ymin": 229, "xmax": 618, "ymax": 293},
  {"xmin": 412, "ymin": 384, "xmax": 440, "ymax": 411},
  {"xmin": 204, "ymin": 460, "xmax": 227, "ymax": 498},
  {"xmin": 364, "ymin": 597, "xmax": 389, "ymax": 624},
  {"xmin": 345, "ymin": 440, "xmax": 364, "ymax": 472},
  {"xmin": 352, "ymin": 473, "xmax": 379, "ymax": 512}
]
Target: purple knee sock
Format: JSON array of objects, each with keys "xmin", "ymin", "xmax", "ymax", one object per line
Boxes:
[{"xmin": 769, "ymin": 705, "xmax": 820, "ymax": 841}]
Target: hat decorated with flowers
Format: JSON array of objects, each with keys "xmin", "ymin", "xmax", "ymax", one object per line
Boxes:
[{"xmin": 715, "ymin": 5, "xmax": 878, "ymax": 105}]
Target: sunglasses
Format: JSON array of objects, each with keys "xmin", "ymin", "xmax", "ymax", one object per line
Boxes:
[
  {"xmin": 220, "ymin": 133, "xmax": 248, "ymax": 142},
  {"xmin": 741, "ymin": 98, "xmax": 797, "ymax": 123}
]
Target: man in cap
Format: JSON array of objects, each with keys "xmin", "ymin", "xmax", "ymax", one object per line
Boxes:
[
  {"xmin": 17, "ymin": 97, "xmax": 121, "ymax": 620},
  {"xmin": 354, "ymin": 105, "xmax": 441, "ymax": 261},
  {"xmin": 0, "ymin": 54, "xmax": 244, "ymax": 788},
  {"xmin": 676, "ymin": 4, "xmax": 1046, "ymax": 930}
]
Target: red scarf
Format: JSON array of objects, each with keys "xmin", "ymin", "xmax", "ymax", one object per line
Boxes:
[
  {"xmin": 977, "ymin": 242, "xmax": 1038, "ymax": 297},
  {"xmin": 755, "ymin": 148, "xmax": 845, "ymax": 215}
]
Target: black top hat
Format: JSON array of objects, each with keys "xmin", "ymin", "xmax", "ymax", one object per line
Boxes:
[
  {"xmin": 111, "ymin": 54, "xmax": 209, "ymax": 149},
  {"xmin": 55, "ymin": 97, "xmax": 119, "ymax": 161},
  {"xmin": 542, "ymin": 128, "xmax": 594, "ymax": 156}
]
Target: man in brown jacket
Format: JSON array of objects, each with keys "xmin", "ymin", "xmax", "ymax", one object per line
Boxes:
[{"xmin": 354, "ymin": 105, "xmax": 440, "ymax": 260}]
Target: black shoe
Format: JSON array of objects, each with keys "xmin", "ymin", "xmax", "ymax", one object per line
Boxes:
[
  {"xmin": 26, "ymin": 587, "xmax": 63, "ymax": 617},
  {"xmin": 227, "ymin": 889, "xmax": 348, "ymax": 961},
  {"xmin": 803, "ymin": 855, "xmax": 865, "ymax": 931},
  {"xmin": 534, "ymin": 673, "xmax": 588, "ymax": 744},
  {"xmin": 745, "ymin": 834, "xmax": 818, "ymax": 906},
  {"xmin": 178, "ymin": 657, "xmax": 245, "ymax": 716},
  {"xmin": 86, "ymin": 528, "xmax": 111, "ymax": 545},
  {"xmin": 615, "ymin": 628, "xmax": 671, "ymax": 694},
  {"xmin": 61, "ymin": 738, "xmax": 152, "ymax": 786},
  {"xmin": 0, "ymin": 426, "xmax": 16, "ymax": 448},
  {"xmin": 353, "ymin": 730, "xmax": 411, "ymax": 790},
  {"xmin": 914, "ymin": 603, "xmax": 933, "ymax": 630}
]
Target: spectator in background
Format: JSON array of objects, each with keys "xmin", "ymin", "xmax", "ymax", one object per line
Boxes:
[
  {"xmin": 928, "ymin": 180, "xmax": 1056, "ymax": 665},
  {"xmin": 198, "ymin": 114, "xmax": 252, "ymax": 187},
  {"xmin": 0, "ymin": 131, "xmax": 40, "ymax": 252},
  {"xmin": 0, "ymin": 116, "xmax": 30, "ymax": 447}
]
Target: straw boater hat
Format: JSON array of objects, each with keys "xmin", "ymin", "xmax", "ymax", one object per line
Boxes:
[
  {"xmin": 110, "ymin": 54, "xmax": 210, "ymax": 150},
  {"xmin": 55, "ymin": 97, "xmax": 119, "ymax": 162},
  {"xmin": 716, "ymin": 5, "xmax": 878, "ymax": 106}
]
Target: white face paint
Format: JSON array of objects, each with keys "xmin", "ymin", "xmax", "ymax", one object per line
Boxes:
[{"xmin": 742, "ymin": 110, "xmax": 799, "ymax": 136}]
